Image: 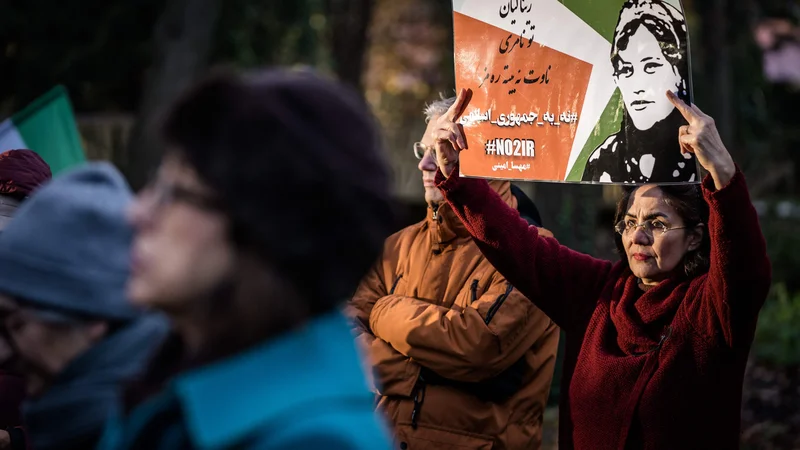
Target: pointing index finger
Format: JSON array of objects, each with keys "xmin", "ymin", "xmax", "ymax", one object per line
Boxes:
[
  {"xmin": 666, "ymin": 90, "xmax": 698, "ymax": 123},
  {"xmin": 445, "ymin": 88, "xmax": 473, "ymax": 122}
]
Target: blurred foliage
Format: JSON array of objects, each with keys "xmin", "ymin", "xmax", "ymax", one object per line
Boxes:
[
  {"xmin": 754, "ymin": 284, "xmax": 800, "ymax": 367},
  {"xmin": 212, "ymin": 0, "xmax": 330, "ymax": 70},
  {"xmin": 1, "ymin": 0, "xmax": 799, "ymax": 446},
  {"xmin": 689, "ymin": 0, "xmax": 800, "ymax": 197},
  {"xmin": 0, "ymin": 0, "xmax": 339, "ymax": 115},
  {"xmin": 363, "ymin": 0, "xmax": 456, "ymax": 200},
  {"xmin": 0, "ymin": 0, "xmax": 163, "ymax": 114},
  {"xmin": 761, "ymin": 216, "xmax": 800, "ymax": 292},
  {"xmin": 743, "ymin": 297, "xmax": 800, "ymax": 450},
  {"xmin": 741, "ymin": 358, "xmax": 800, "ymax": 449},
  {"xmin": 3, "ymin": 0, "xmax": 798, "ymax": 200}
]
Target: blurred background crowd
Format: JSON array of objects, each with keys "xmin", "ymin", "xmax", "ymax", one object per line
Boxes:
[{"xmin": 1, "ymin": 1, "xmax": 799, "ymax": 448}]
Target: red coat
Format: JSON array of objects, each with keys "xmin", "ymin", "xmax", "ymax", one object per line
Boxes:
[{"xmin": 435, "ymin": 168, "xmax": 771, "ymax": 450}]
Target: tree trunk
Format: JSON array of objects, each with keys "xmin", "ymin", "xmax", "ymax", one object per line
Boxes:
[
  {"xmin": 124, "ymin": 0, "xmax": 222, "ymax": 189},
  {"xmin": 324, "ymin": 0, "xmax": 375, "ymax": 91},
  {"xmin": 696, "ymin": 0, "xmax": 733, "ymax": 146}
]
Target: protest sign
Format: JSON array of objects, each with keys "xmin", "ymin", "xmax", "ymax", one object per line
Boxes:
[{"xmin": 453, "ymin": 0, "xmax": 698, "ymax": 184}]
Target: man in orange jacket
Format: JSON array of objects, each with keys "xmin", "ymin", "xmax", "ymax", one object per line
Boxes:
[{"xmin": 346, "ymin": 96, "xmax": 559, "ymax": 450}]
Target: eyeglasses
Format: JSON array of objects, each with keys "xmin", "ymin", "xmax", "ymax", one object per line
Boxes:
[
  {"xmin": 614, "ymin": 219, "xmax": 702, "ymax": 238},
  {"xmin": 413, "ymin": 142, "xmax": 434, "ymax": 160},
  {"xmin": 142, "ymin": 177, "xmax": 221, "ymax": 212}
]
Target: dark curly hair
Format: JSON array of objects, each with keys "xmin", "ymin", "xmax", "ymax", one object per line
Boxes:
[
  {"xmin": 613, "ymin": 184, "xmax": 710, "ymax": 278},
  {"xmin": 161, "ymin": 68, "xmax": 395, "ymax": 316}
]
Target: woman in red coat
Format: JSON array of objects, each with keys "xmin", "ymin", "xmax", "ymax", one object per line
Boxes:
[{"xmin": 429, "ymin": 89, "xmax": 771, "ymax": 450}]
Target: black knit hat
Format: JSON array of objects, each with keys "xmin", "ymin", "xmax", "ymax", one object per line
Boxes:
[{"xmin": 162, "ymin": 68, "xmax": 395, "ymax": 313}]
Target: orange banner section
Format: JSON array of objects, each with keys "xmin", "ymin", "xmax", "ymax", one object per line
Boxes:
[{"xmin": 455, "ymin": 11, "xmax": 593, "ymax": 180}]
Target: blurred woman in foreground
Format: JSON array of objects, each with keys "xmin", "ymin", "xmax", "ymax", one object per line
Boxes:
[
  {"xmin": 97, "ymin": 69, "xmax": 395, "ymax": 450},
  {"xmin": 430, "ymin": 88, "xmax": 770, "ymax": 450}
]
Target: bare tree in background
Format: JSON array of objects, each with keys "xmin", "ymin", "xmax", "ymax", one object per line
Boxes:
[
  {"xmin": 125, "ymin": 0, "xmax": 222, "ymax": 189},
  {"xmin": 324, "ymin": 0, "xmax": 375, "ymax": 90}
]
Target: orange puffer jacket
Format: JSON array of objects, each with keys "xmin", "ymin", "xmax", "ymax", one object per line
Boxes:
[{"xmin": 346, "ymin": 181, "xmax": 559, "ymax": 450}]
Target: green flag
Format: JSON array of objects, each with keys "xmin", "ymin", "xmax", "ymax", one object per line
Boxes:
[{"xmin": 0, "ymin": 86, "xmax": 87, "ymax": 174}]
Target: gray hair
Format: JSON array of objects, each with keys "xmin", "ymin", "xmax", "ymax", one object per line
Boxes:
[{"xmin": 423, "ymin": 93, "xmax": 456, "ymax": 123}]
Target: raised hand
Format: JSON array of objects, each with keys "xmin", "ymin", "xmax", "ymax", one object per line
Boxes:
[
  {"xmin": 433, "ymin": 88, "xmax": 473, "ymax": 177},
  {"xmin": 667, "ymin": 91, "xmax": 735, "ymax": 189}
]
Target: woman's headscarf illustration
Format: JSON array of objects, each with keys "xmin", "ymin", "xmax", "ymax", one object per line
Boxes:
[{"xmin": 582, "ymin": 0, "xmax": 698, "ymax": 184}]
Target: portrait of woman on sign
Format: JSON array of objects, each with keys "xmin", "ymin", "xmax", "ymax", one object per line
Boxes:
[{"xmin": 583, "ymin": 0, "xmax": 698, "ymax": 184}]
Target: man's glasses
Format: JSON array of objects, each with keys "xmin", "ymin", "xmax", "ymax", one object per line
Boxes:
[{"xmin": 413, "ymin": 142, "xmax": 434, "ymax": 160}]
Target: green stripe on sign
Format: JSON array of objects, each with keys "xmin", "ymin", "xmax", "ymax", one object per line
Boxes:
[
  {"xmin": 12, "ymin": 86, "xmax": 86, "ymax": 175},
  {"xmin": 566, "ymin": 89, "xmax": 625, "ymax": 181},
  {"xmin": 559, "ymin": 0, "xmax": 627, "ymax": 43},
  {"xmin": 558, "ymin": 0, "xmax": 685, "ymax": 44}
]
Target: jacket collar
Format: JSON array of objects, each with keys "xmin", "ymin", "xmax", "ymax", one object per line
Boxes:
[
  {"xmin": 172, "ymin": 311, "xmax": 371, "ymax": 449},
  {"xmin": 427, "ymin": 180, "xmax": 517, "ymax": 249}
]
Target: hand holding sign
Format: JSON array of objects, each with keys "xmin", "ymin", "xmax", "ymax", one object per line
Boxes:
[
  {"xmin": 434, "ymin": 88, "xmax": 473, "ymax": 178},
  {"xmin": 667, "ymin": 91, "xmax": 735, "ymax": 190}
]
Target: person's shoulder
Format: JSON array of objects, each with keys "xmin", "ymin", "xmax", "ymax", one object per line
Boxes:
[
  {"xmin": 250, "ymin": 431, "xmax": 389, "ymax": 450},
  {"xmin": 247, "ymin": 403, "xmax": 392, "ymax": 450},
  {"xmin": 390, "ymin": 218, "xmax": 427, "ymax": 240},
  {"xmin": 383, "ymin": 219, "xmax": 428, "ymax": 255},
  {"xmin": 250, "ymin": 434, "xmax": 361, "ymax": 450}
]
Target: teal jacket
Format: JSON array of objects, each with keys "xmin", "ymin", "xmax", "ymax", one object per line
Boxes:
[{"xmin": 97, "ymin": 311, "xmax": 392, "ymax": 450}]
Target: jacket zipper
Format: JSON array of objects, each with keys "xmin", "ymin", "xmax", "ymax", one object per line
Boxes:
[
  {"xmin": 431, "ymin": 204, "xmax": 444, "ymax": 255},
  {"xmin": 410, "ymin": 380, "xmax": 426, "ymax": 429},
  {"xmin": 484, "ymin": 283, "xmax": 514, "ymax": 325},
  {"xmin": 389, "ymin": 275, "xmax": 403, "ymax": 295},
  {"xmin": 470, "ymin": 280, "xmax": 479, "ymax": 303}
]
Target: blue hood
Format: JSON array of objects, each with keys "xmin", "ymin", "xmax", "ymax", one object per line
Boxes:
[{"xmin": 0, "ymin": 162, "xmax": 138, "ymax": 320}]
